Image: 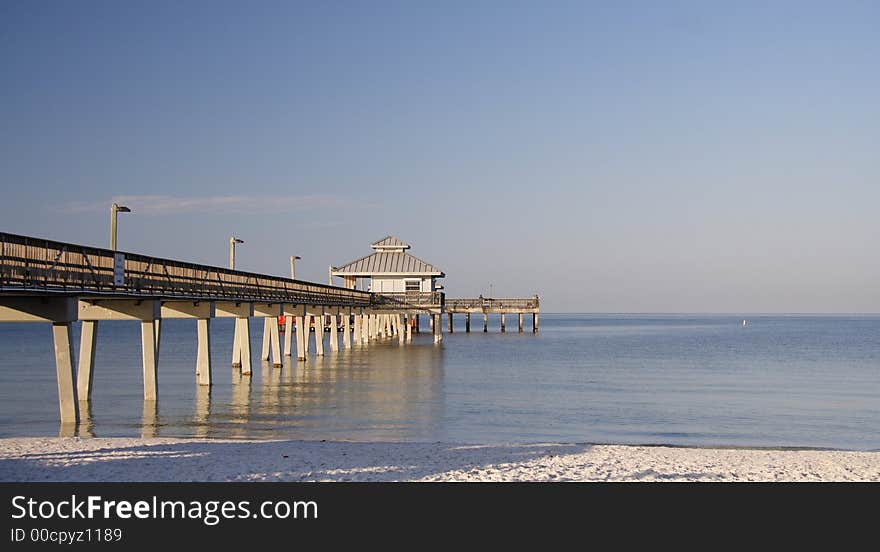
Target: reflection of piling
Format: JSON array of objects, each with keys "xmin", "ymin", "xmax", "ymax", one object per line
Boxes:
[
  {"xmin": 141, "ymin": 400, "xmax": 158, "ymax": 438},
  {"xmin": 194, "ymin": 386, "xmax": 211, "ymax": 438}
]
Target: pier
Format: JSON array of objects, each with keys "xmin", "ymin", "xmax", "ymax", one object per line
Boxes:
[
  {"xmin": 0, "ymin": 232, "xmax": 539, "ymax": 426},
  {"xmin": 444, "ymin": 297, "xmax": 540, "ymax": 333}
]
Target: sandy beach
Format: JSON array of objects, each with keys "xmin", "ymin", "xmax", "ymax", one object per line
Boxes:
[{"xmin": 1, "ymin": 437, "xmax": 878, "ymax": 482}]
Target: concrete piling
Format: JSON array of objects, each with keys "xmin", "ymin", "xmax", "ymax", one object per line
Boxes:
[
  {"xmin": 77, "ymin": 320, "xmax": 98, "ymax": 401},
  {"xmin": 270, "ymin": 316, "xmax": 282, "ymax": 366},
  {"xmin": 284, "ymin": 316, "xmax": 294, "ymax": 356},
  {"xmin": 140, "ymin": 320, "xmax": 158, "ymax": 401},
  {"xmin": 261, "ymin": 318, "xmax": 271, "ymax": 361},
  {"xmin": 52, "ymin": 322, "xmax": 79, "ymax": 424},
  {"xmin": 196, "ymin": 318, "xmax": 212, "ymax": 385},
  {"xmin": 238, "ymin": 318, "xmax": 252, "ymax": 374},
  {"xmin": 329, "ymin": 313, "xmax": 339, "ymax": 352},
  {"xmin": 296, "ymin": 316, "xmax": 307, "ymax": 361},
  {"xmin": 343, "ymin": 311, "xmax": 351, "ymax": 348}
]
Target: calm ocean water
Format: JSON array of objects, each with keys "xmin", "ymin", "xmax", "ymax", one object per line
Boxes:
[{"xmin": 0, "ymin": 314, "xmax": 877, "ymax": 450}]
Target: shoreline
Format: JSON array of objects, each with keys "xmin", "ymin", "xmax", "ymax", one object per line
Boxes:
[{"xmin": 1, "ymin": 437, "xmax": 879, "ymax": 482}]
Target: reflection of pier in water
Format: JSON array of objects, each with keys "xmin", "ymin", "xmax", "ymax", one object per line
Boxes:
[{"xmin": 173, "ymin": 341, "xmax": 444, "ymax": 441}]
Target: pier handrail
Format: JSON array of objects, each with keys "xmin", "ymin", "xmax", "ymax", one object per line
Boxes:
[
  {"xmin": 0, "ymin": 232, "xmax": 371, "ymax": 306},
  {"xmin": 372, "ymin": 291, "xmax": 445, "ymax": 308}
]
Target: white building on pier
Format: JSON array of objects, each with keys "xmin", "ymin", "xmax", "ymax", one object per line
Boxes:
[{"xmin": 330, "ymin": 236, "xmax": 444, "ymax": 294}]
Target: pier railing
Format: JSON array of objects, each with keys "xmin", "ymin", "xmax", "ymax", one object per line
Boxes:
[
  {"xmin": 0, "ymin": 232, "xmax": 371, "ymax": 306},
  {"xmin": 372, "ymin": 291, "xmax": 445, "ymax": 309}
]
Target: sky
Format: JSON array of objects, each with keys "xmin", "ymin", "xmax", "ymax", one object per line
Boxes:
[{"xmin": 1, "ymin": 1, "xmax": 878, "ymax": 313}]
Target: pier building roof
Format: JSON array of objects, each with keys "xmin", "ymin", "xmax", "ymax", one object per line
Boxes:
[{"xmin": 331, "ymin": 236, "xmax": 444, "ymax": 277}]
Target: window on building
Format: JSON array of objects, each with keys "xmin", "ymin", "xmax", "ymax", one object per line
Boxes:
[{"xmin": 405, "ymin": 280, "xmax": 421, "ymax": 292}]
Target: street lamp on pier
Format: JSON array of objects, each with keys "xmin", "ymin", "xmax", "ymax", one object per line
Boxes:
[
  {"xmin": 110, "ymin": 203, "xmax": 131, "ymax": 250},
  {"xmin": 229, "ymin": 237, "xmax": 244, "ymax": 270}
]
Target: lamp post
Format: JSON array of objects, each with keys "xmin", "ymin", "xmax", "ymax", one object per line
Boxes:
[
  {"xmin": 290, "ymin": 255, "xmax": 301, "ymax": 280},
  {"xmin": 110, "ymin": 203, "xmax": 131, "ymax": 250},
  {"xmin": 229, "ymin": 237, "xmax": 244, "ymax": 269}
]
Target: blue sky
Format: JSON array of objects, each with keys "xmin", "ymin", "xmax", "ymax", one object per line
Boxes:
[{"xmin": 1, "ymin": 1, "xmax": 878, "ymax": 312}]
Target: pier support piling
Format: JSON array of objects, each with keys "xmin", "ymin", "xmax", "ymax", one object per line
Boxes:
[
  {"xmin": 296, "ymin": 316, "xmax": 307, "ymax": 360},
  {"xmin": 519, "ymin": 313, "xmax": 523, "ymax": 333},
  {"xmin": 311, "ymin": 310, "xmax": 325, "ymax": 356},
  {"xmin": 483, "ymin": 312, "xmax": 488, "ymax": 333},
  {"xmin": 533, "ymin": 313, "xmax": 539, "ymax": 333},
  {"xmin": 343, "ymin": 311, "xmax": 351, "ymax": 348},
  {"xmin": 196, "ymin": 318, "xmax": 212, "ymax": 386},
  {"xmin": 433, "ymin": 314, "xmax": 443, "ymax": 343},
  {"xmin": 141, "ymin": 320, "xmax": 158, "ymax": 401},
  {"xmin": 501, "ymin": 313, "xmax": 506, "ymax": 333},
  {"xmin": 465, "ymin": 313, "xmax": 470, "ymax": 333},
  {"xmin": 269, "ymin": 317, "xmax": 282, "ymax": 366},
  {"xmin": 448, "ymin": 313, "xmax": 453, "ymax": 333},
  {"xmin": 238, "ymin": 318, "xmax": 252, "ymax": 374},
  {"xmin": 52, "ymin": 322, "xmax": 79, "ymax": 424},
  {"xmin": 329, "ymin": 313, "xmax": 339, "ymax": 352},
  {"xmin": 284, "ymin": 316, "xmax": 294, "ymax": 356},
  {"xmin": 232, "ymin": 319, "xmax": 241, "ymax": 367},
  {"xmin": 353, "ymin": 313, "xmax": 362, "ymax": 345},
  {"xmin": 261, "ymin": 318, "xmax": 271, "ymax": 361},
  {"xmin": 153, "ymin": 320, "xmax": 161, "ymax": 362},
  {"xmin": 76, "ymin": 320, "xmax": 98, "ymax": 401}
]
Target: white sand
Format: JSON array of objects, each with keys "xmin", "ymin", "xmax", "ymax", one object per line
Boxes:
[{"xmin": 1, "ymin": 438, "xmax": 878, "ymax": 482}]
